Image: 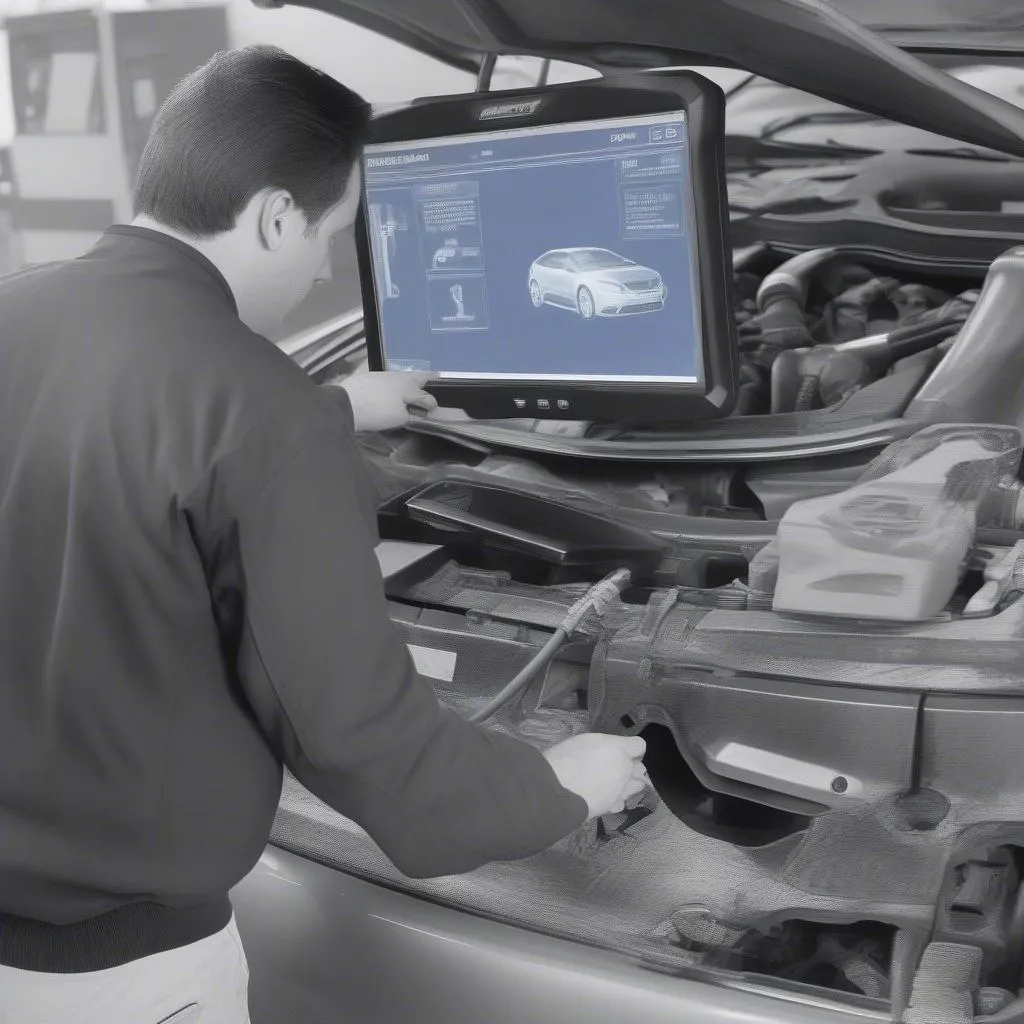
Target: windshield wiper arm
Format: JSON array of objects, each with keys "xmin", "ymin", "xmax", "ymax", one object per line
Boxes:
[
  {"xmin": 759, "ymin": 110, "xmax": 885, "ymax": 139},
  {"xmin": 874, "ymin": 18, "xmax": 1024, "ymax": 34},
  {"xmin": 904, "ymin": 146, "xmax": 1014, "ymax": 162},
  {"xmin": 727, "ymin": 134, "xmax": 881, "ymax": 159}
]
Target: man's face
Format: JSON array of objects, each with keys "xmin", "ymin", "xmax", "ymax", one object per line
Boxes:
[
  {"xmin": 251, "ymin": 163, "xmax": 363, "ymax": 335},
  {"xmin": 296, "ymin": 163, "xmax": 364, "ymax": 305}
]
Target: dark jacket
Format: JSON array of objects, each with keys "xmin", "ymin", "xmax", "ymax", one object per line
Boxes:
[{"xmin": 0, "ymin": 226, "xmax": 587, "ymax": 972}]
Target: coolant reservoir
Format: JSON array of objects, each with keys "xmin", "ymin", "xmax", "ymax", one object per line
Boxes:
[{"xmin": 773, "ymin": 425, "xmax": 1022, "ymax": 621}]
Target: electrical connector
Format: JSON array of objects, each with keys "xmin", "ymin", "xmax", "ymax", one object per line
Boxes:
[{"xmin": 560, "ymin": 568, "xmax": 632, "ymax": 634}]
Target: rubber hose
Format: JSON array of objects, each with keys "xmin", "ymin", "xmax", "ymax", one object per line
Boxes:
[
  {"xmin": 756, "ymin": 247, "xmax": 840, "ymax": 310},
  {"xmin": 754, "ymin": 296, "xmax": 813, "ymax": 355},
  {"xmin": 888, "ymin": 319, "xmax": 964, "ymax": 361},
  {"xmin": 468, "ymin": 627, "xmax": 568, "ymax": 724},
  {"xmin": 754, "ymin": 249, "xmax": 840, "ymax": 359},
  {"xmin": 769, "ymin": 348, "xmax": 806, "ymax": 414}
]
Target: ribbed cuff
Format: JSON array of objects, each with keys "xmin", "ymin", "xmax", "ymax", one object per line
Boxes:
[{"xmin": 0, "ymin": 896, "xmax": 232, "ymax": 973}]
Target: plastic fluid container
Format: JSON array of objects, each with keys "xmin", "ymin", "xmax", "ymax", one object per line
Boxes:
[{"xmin": 772, "ymin": 425, "xmax": 1022, "ymax": 621}]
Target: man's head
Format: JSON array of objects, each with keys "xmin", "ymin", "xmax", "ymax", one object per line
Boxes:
[{"xmin": 132, "ymin": 45, "xmax": 371, "ymax": 335}]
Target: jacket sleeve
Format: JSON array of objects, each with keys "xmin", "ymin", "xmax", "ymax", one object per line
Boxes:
[
  {"xmin": 317, "ymin": 382, "xmax": 357, "ymax": 431},
  {"xmin": 201, "ymin": 410, "xmax": 588, "ymax": 878}
]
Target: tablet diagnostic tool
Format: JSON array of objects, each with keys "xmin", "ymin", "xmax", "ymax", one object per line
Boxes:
[{"xmin": 356, "ymin": 72, "xmax": 737, "ymax": 424}]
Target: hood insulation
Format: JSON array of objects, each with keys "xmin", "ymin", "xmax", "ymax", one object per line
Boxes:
[{"xmin": 253, "ymin": 0, "xmax": 1024, "ymax": 157}]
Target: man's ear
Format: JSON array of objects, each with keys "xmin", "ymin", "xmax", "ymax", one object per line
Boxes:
[{"xmin": 257, "ymin": 189, "xmax": 297, "ymax": 251}]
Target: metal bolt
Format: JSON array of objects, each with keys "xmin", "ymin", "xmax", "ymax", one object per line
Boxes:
[{"xmin": 831, "ymin": 777, "xmax": 849, "ymax": 794}]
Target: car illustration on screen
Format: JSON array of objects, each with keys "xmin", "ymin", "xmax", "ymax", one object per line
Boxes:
[{"xmin": 527, "ymin": 247, "xmax": 667, "ymax": 319}]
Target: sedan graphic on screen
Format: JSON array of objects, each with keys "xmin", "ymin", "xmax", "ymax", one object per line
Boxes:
[{"xmin": 527, "ymin": 247, "xmax": 667, "ymax": 319}]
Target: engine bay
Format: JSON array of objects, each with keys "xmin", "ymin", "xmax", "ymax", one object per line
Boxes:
[{"xmin": 272, "ymin": 246, "xmax": 1024, "ymax": 1020}]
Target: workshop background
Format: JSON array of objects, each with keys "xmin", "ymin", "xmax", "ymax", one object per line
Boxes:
[
  {"xmin": 0, "ymin": 0, "xmax": 479, "ymax": 342},
  {"xmin": 0, "ymin": 0, "xmax": 756, "ymax": 346}
]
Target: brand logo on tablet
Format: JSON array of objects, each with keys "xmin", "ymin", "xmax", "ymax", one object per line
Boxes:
[
  {"xmin": 365, "ymin": 152, "xmax": 430, "ymax": 168},
  {"xmin": 478, "ymin": 99, "xmax": 544, "ymax": 121}
]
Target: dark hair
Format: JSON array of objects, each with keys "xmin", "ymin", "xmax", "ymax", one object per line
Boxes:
[{"xmin": 132, "ymin": 45, "xmax": 372, "ymax": 237}]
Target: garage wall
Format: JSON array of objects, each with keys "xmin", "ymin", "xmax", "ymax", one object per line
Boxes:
[{"xmin": 0, "ymin": 0, "xmax": 475, "ymax": 114}]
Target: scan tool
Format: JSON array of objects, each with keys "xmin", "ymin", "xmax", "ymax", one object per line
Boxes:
[{"xmin": 355, "ymin": 72, "xmax": 738, "ymax": 424}]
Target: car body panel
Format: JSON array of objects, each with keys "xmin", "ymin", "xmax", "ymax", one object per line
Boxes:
[{"xmin": 231, "ymin": 847, "xmax": 875, "ymax": 1024}]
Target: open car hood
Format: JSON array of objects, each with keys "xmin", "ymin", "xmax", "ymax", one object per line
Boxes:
[{"xmin": 252, "ymin": 0, "xmax": 1024, "ymax": 158}]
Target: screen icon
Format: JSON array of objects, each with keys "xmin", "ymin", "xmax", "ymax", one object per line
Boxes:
[
  {"xmin": 513, "ymin": 398, "xmax": 527, "ymax": 409},
  {"xmin": 557, "ymin": 399, "xmax": 570, "ymax": 410},
  {"xmin": 537, "ymin": 399, "xmax": 550, "ymax": 410},
  {"xmin": 649, "ymin": 125, "xmax": 680, "ymax": 143}
]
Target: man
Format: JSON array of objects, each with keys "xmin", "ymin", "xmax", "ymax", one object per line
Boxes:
[{"xmin": 0, "ymin": 45, "xmax": 648, "ymax": 1023}]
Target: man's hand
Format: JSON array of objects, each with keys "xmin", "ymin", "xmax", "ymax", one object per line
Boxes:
[
  {"xmin": 336, "ymin": 371, "xmax": 439, "ymax": 433},
  {"xmin": 542, "ymin": 733, "xmax": 649, "ymax": 819}
]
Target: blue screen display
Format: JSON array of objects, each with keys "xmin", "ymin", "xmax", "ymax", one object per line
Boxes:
[{"xmin": 362, "ymin": 111, "xmax": 703, "ymax": 383}]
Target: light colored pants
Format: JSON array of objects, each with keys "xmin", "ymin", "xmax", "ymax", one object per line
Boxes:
[{"xmin": 0, "ymin": 913, "xmax": 251, "ymax": 1024}]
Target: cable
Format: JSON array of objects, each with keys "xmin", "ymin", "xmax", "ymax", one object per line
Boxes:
[
  {"xmin": 771, "ymin": 314, "xmax": 968, "ymax": 413},
  {"xmin": 468, "ymin": 568, "xmax": 631, "ymax": 724},
  {"xmin": 468, "ymin": 628, "xmax": 568, "ymax": 724},
  {"xmin": 723, "ymin": 72, "xmax": 758, "ymax": 99},
  {"xmin": 887, "ymin": 317, "xmax": 963, "ymax": 361}
]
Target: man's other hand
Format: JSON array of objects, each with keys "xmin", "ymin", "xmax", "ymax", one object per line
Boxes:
[
  {"xmin": 336, "ymin": 371, "xmax": 439, "ymax": 432},
  {"xmin": 542, "ymin": 733, "xmax": 649, "ymax": 819}
]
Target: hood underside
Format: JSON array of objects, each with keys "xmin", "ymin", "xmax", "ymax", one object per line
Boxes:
[{"xmin": 253, "ymin": 0, "xmax": 1024, "ymax": 158}]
